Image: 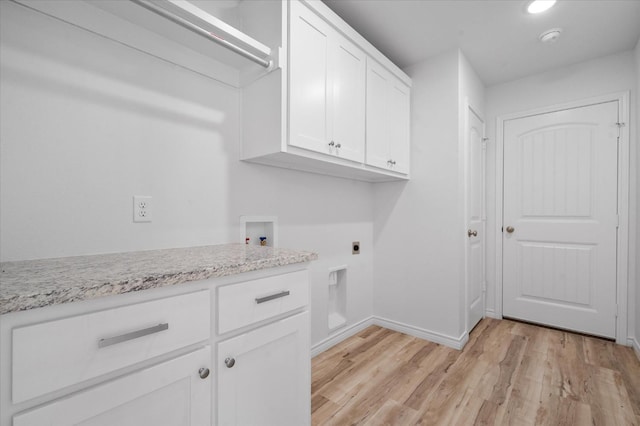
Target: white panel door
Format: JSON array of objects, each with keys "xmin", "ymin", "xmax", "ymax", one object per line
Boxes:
[
  {"xmin": 466, "ymin": 107, "xmax": 485, "ymax": 332},
  {"xmin": 503, "ymin": 101, "xmax": 619, "ymax": 338},
  {"xmin": 289, "ymin": 1, "xmax": 330, "ymax": 154},
  {"xmin": 13, "ymin": 347, "xmax": 211, "ymax": 426},
  {"xmin": 217, "ymin": 312, "xmax": 310, "ymax": 426},
  {"xmin": 330, "ymin": 37, "xmax": 365, "ymax": 162}
]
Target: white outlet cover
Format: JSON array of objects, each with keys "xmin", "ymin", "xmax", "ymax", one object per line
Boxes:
[{"xmin": 133, "ymin": 196, "xmax": 152, "ymax": 222}]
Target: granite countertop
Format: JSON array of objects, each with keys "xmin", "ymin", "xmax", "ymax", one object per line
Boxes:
[{"xmin": 0, "ymin": 244, "xmax": 317, "ymax": 315}]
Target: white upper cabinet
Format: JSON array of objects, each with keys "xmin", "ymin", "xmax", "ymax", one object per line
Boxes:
[
  {"xmin": 366, "ymin": 60, "xmax": 410, "ymax": 174},
  {"xmin": 242, "ymin": 0, "xmax": 411, "ymax": 182},
  {"xmin": 289, "ymin": 1, "xmax": 365, "ymax": 163}
]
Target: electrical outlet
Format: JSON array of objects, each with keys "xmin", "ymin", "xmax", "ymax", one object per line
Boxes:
[
  {"xmin": 133, "ymin": 196, "xmax": 152, "ymax": 223},
  {"xmin": 352, "ymin": 241, "xmax": 360, "ymax": 255}
]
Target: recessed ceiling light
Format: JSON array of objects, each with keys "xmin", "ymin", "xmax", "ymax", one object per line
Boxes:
[
  {"xmin": 527, "ymin": 0, "xmax": 557, "ymax": 14},
  {"xmin": 539, "ymin": 28, "xmax": 562, "ymax": 43}
]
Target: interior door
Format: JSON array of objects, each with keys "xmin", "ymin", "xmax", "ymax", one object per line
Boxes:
[
  {"xmin": 466, "ymin": 106, "xmax": 485, "ymax": 332},
  {"xmin": 502, "ymin": 101, "xmax": 619, "ymax": 338}
]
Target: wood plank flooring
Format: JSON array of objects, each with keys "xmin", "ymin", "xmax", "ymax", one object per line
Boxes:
[{"xmin": 311, "ymin": 318, "xmax": 640, "ymax": 425}]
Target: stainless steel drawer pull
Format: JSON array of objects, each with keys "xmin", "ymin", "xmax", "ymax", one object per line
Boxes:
[
  {"xmin": 98, "ymin": 323, "xmax": 169, "ymax": 348},
  {"xmin": 255, "ymin": 291, "xmax": 290, "ymax": 304}
]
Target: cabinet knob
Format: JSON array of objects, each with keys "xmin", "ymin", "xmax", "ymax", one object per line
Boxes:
[
  {"xmin": 328, "ymin": 141, "xmax": 335, "ymax": 147},
  {"xmin": 387, "ymin": 160, "xmax": 396, "ymax": 166},
  {"xmin": 198, "ymin": 367, "xmax": 210, "ymax": 379},
  {"xmin": 225, "ymin": 357, "xmax": 236, "ymax": 368},
  {"xmin": 335, "ymin": 143, "xmax": 341, "ymax": 149}
]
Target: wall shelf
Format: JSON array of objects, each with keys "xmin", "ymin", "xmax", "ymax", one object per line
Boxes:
[{"xmin": 12, "ymin": 0, "xmax": 277, "ymax": 88}]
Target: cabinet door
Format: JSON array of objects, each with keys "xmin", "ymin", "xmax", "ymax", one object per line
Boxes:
[
  {"xmin": 329, "ymin": 37, "xmax": 365, "ymax": 163},
  {"xmin": 218, "ymin": 312, "xmax": 310, "ymax": 426},
  {"xmin": 13, "ymin": 347, "xmax": 212, "ymax": 426},
  {"xmin": 289, "ymin": 1, "xmax": 330, "ymax": 154},
  {"xmin": 365, "ymin": 61, "xmax": 392, "ymax": 169},
  {"xmin": 365, "ymin": 60, "xmax": 410, "ymax": 174},
  {"xmin": 388, "ymin": 80, "xmax": 410, "ymax": 174}
]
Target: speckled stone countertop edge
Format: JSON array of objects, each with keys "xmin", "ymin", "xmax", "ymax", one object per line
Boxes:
[{"xmin": 0, "ymin": 244, "xmax": 318, "ymax": 315}]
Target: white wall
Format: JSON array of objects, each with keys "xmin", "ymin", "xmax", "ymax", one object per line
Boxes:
[
  {"xmin": 0, "ymin": 1, "xmax": 373, "ymax": 347},
  {"xmin": 635, "ymin": 37, "xmax": 640, "ymax": 353},
  {"xmin": 485, "ymin": 51, "xmax": 637, "ymax": 339},
  {"xmin": 372, "ymin": 49, "xmax": 484, "ymax": 345}
]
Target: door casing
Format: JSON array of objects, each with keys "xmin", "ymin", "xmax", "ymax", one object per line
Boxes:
[{"xmin": 494, "ymin": 92, "xmax": 632, "ymax": 345}]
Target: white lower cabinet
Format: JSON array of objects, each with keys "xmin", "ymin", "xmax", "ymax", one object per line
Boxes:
[
  {"xmin": 2, "ymin": 267, "xmax": 312, "ymax": 426},
  {"xmin": 13, "ymin": 346, "xmax": 211, "ymax": 426},
  {"xmin": 217, "ymin": 312, "xmax": 310, "ymax": 426}
]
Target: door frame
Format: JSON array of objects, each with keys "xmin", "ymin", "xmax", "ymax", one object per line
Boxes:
[
  {"xmin": 464, "ymin": 99, "xmax": 486, "ymax": 334},
  {"xmin": 494, "ymin": 92, "xmax": 632, "ymax": 345}
]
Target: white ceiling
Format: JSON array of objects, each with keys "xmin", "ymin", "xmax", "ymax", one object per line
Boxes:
[{"xmin": 322, "ymin": 0, "xmax": 640, "ymax": 86}]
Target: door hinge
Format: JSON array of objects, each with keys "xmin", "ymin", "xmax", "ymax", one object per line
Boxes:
[
  {"xmin": 616, "ymin": 215, "xmax": 619, "ymax": 228},
  {"xmin": 482, "ymin": 137, "xmax": 488, "ymax": 150},
  {"xmin": 615, "ymin": 122, "xmax": 625, "ymax": 137}
]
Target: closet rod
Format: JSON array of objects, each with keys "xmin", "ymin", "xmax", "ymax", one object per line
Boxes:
[{"xmin": 131, "ymin": 0, "xmax": 271, "ymax": 68}]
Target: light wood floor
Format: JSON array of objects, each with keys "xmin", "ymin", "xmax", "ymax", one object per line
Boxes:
[{"xmin": 311, "ymin": 318, "xmax": 640, "ymax": 425}]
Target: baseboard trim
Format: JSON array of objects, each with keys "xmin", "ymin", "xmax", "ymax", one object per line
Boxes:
[
  {"xmin": 372, "ymin": 316, "xmax": 468, "ymax": 350},
  {"xmin": 484, "ymin": 309, "xmax": 501, "ymax": 320},
  {"xmin": 311, "ymin": 316, "xmax": 375, "ymax": 358},
  {"xmin": 312, "ymin": 315, "xmax": 637, "ymax": 357},
  {"xmin": 632, "ymin": 337, "xmax": 640, "ymax": 362},
  {"xmin": 311, "ymin": 315, "xmax": 472, "ymax": 357}
]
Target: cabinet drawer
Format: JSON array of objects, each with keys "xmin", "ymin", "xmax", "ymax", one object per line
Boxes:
[
  {"xmin": 218, "ymin": 270, "xmax": 308, "ymax": 334},
  {"xmin": 12, "ymin": 290, "xmax": 210, "ymax": 404}
]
